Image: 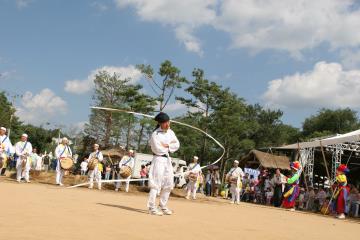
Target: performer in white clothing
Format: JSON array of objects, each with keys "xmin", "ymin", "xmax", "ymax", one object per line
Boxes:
[
  {"xmin": 115, "ymin": 149, "xmax": 135, "ymax": 192},
  {"xmin": 55, "ymin": 137, "xmax": 72, "ymax": 186},
  {"xmin": 88, "ymin": 144, "xmax": 103, "ymax": 190},
  {"xmin": 15, "ymin": 134, "xmax": 32, "ymax": 183},
  {"xmin": 185, "ymin": 156, "xmax": 202, "ymax": 200},
  {"xmin": 226, "ymin": 160, "xmax": 244, "ymax": 204},
  {"xmin": 0, "ymin": 127, "xmax": 14, "ymax": 175},
  {"xmin": 147, "ymin": 112, "xmax": 180, "ymax": 216}
]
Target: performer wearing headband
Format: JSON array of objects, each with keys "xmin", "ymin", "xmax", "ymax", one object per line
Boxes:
[
  {"xmin": 147, "ymin": 112, "xmax": 180, "ymax": 216},
  {"xmin": 226, "ymin": 160, "xmax": 244, "ymax": 204},
  {"xmin": 332, "ymin": 164, "xmax": 350, "ymax": 219},
  {"xmin": 185, "ymin": 156, "xmax": 201, "ymax": 200},
  {"xmin": 0, "ymin": 127, "xmax": 14, "ymax": 175},
  {"xmin": 115, "ymin": 149, "xmax": 135, "ymax": 193},
  {"xmin": 88, "ymin": 144, "xmax": 103, "ymax": 190},
  {"xmin": 15, "ymin": 134, "xmax": 32, "ymax": 183},
  {"xmin": 55, "ymin": 137, "xmax": 72, "ymax": 186},
  {"xmin": 282, "ymin": 161, "xmax": 302, "ymax": 211}
]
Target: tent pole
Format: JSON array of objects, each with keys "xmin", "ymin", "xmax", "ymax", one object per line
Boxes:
[
  {"xmin": 297, "ymin": 142, "xmax": 308, "ymax": 192},
  {"xmin": 320, "ymin": 141, "xmax": 332, "ymax": 193}
]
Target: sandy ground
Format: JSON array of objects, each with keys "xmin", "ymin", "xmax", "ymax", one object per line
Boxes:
[{"xmin": 0, "ymin": 179, "xmax": 359, "ymax": 240}]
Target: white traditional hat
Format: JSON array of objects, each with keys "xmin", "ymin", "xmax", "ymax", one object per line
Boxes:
[
  {"xmin": 22, "ymin": 133, "xmax": 28, "ymax": 138},
  {"xmin": 234, "ymin": 160, "xmax": 239, "ymax": 164},
  {"xmin": 62, "ymin": 137, "xmax": 68, "ymax": 142},
  {"xmin": 94, "ymin": 143, "xmax": 99, "ymax": 147},
  {"xmin": 129, "ymin": 149, "xmax": 134, "ymax": 153},
  {"xmin": 193, "ymin": 156, "xmax": 199, "ymax": 160},
  {"xmin": 0, "ymin": 127, "xmax": 6, "ymax": 131}
]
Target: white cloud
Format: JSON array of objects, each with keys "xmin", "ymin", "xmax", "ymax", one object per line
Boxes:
[
  {"xmin": 340, "ymin": 49, "xmax": 360, "ymax": 69},
  {"xmin": 16, "ymin": 88, "xmax": 68, "ymax": 124},
  {"xmin": 16, "ymin": 0, "xmax": 32, "ymax": 9},
  {"xmin": 0, "ymin": 71, "xmax": 12, "ymax": 80},
  {"xmin": 263, "ymin": 61, "xmax": 360, "ymax": 109},
  {"xmin": 116, "ymin": 0, "xmax": 360, "ymax": 58},
  {"xmin": 64, "ymin": 65, "xmax": 142, "ymax": 94},
  {"xmin": 214, "ymin": 0, "xmax": 360, "ymax": 57},
  {"xmin": 115, "ymin": 0, "xmax": 217, "ymax": 55},
  {"xmin": 91, "ymin": 2, "xmax": 108, "ymax": 12}
]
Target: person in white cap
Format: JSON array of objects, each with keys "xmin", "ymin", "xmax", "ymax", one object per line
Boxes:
[
  {"xmin": 185, "ymin": 156, "xmax": 202, "ymax": 200},
  {"xmin": 115, "ymin": 149, "xmax": 135, "ymax": 192},
  {"xmin": 14, "ymin": 134, "xmax": 32, "ymax": 183},
  {"xmin": 87, "ymin": 143, "xmax": 103, "ymax": 190},
  {"xmin": 147, "ymin": 112, "xmax": 180, "ymax": 216},
  {"xmin": 226, "ymin": 160, "xmax": 244, "ymax": 204},
  {"xmin": 0, "ymin": 127, "xmax": 14, "ymax": 175},
  {"xmin": 55, "ymin": 137, "xmax": 72, "ymax": 186}
]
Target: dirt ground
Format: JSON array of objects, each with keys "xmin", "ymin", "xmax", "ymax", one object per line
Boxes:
[{"xmin": 0, "ymin": 177, "xmax": 359, "ymax": 240}]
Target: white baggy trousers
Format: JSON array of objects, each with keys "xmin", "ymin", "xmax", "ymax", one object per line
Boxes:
[
  {"xmin": 147, "ymin": 156, "xmax": 174, "ymax": 209},
  {"xmin": 89, "ymin": 166, "xmax": 102, "ymax": 189}
]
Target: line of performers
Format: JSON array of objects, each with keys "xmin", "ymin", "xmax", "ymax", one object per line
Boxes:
[{"xmin": 1, "ymin": 112, "xmax": 352, "ymax": 219}]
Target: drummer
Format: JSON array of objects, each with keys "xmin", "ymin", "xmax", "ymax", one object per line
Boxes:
[
  {"xmin": 14, "ymin": 134, "xmax": 32, "ymax": 183},
  {"xmin": 185, "ymin": 156, "xmax": 202, "ymax": 200},
  {"xmin": 55, "ymin": 137, "xmax": 72, "ymax": 186},
  {"xmin": 115, "ymin": 149, "xmax": 135, "ymax": 192},
  {"xmin": 0, "ymin": 127, "xmax": 14, "ymax": 175},
  {"xmin": 88, "ymin": 143, "xmax": 103, "ymax": 190},
  {"xmin": 226, "ymin": 160, "xmax": 244, "ymax": 205}
]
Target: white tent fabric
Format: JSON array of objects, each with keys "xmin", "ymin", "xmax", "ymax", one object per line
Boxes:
[{"xmin": 276, "ymin": 129, "xmax": 360, "ymax": 149}]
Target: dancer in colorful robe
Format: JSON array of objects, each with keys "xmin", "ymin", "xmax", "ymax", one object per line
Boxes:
[
  {"xmin": 282, "ymin": 161, "xmax": 302, "ymax": 211},
  {"xmin": 332, "ymin": 164, "xmax": 350, "ymax": 219}
]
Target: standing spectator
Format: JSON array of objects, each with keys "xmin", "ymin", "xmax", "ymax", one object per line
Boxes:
[
  {"xmin": 205, "ymin": 170, "xmax": 213, "ymax": 196},
  {"xmin": 212, "ymin": 169, "xmax": 221, "ymax": 197},
  {"xmin": 80, "ymin": 158, "xmax": 88, "ymax": 176},
  {"xmin": 242, "ymin": 173, "xmax": 251, "ymax": 202},
  {"xmin": 140, "ymin": 165, "xmax": 147, "ymax": 186},
  {"xmin": 105, "ymin": 164, "xmax": 111, "ymax": 180},
  {"xmin": 35, "ymin": 153, "xmax": 43, "ymax": 171},
  {"xmin": 42, "ymin": 154, "xmax": 50, "ymax": 172},
  {"xmin": 30, "ymin": 148, "xmax": 39, "ymax": 170},
  {"xmin": 270, "ymin": 169, "xmax": 286, "ymax": 207}
]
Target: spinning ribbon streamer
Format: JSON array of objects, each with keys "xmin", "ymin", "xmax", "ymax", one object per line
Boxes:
[{"xmin": 67, "ymin": 106, "xmax": 225, "ymax": 189}]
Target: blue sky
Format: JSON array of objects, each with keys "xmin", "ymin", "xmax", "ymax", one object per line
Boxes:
[{"xmin": 1, "ymin": 0, "xmax": 360, "ymax": 131}]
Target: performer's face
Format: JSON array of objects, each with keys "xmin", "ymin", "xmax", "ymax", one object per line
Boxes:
[
  {"xmin": 0, "ymin": 129, "xmax": 5, "ymax": 135},
  {"xmin": 21, "ymin": 136, "xmax": 27, "ymax": 142},
  {"xmin": 160, "ymin": 121, "xmax": 170, "ymax": 130},
  {"xmin": 94, "ymin": 144, "xmax": 99, "ymax": 150}
]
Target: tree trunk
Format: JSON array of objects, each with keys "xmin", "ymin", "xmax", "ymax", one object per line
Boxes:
[
  {"xmin": 137, "ymin": 122, "xmax": 145, "ymax": 152},
  {"xmin": 104, "ymin": 112, "xmax": 112, "ymax": 148},
  {"xmin": 126, "ymin": 116, "xmax": 132, "ymax": 149},
  {"xmin": 221, "ymin": 147, "xmax": 230, "ymax": 184}
]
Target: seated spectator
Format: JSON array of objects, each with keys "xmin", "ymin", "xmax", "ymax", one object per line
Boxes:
[
  {"xmin": 265, "ymin": 188, "xmax": 273, "ymax": 205},
  {"xmin": 80, "ymin": 158, "xmax": 88, "ymax": 176},
  {"xmin": 140, "ymin": 165, "xmax": 147, "ymax": 186},
  {"xmin": 105, "ymin": 164, "xmax": 111, "ymax": 180}
]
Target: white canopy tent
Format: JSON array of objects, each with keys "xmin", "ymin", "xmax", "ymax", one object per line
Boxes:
[
  {"xmin": 277, "ymin": 129, "xmax": 360, "ymax": 149},
  {"xmin": 274, "ymin": 129, "xmax": 360, "ymax": 186}
]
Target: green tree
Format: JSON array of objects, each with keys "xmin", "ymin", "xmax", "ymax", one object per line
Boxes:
[
  {"xmin": 302, "ymin": 108, "xmax": 359, "ymax": 138},
  {"xmin": 137, "ymin": 60, "xmax": 188, "ymax": 111},
  {"xmin": 176, "ymin": 68, "xmax": 222, "ymax": 164}
]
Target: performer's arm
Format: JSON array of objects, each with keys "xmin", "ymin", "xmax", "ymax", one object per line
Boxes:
[
  {"xmin": 287, "ymin": 173, "xmax": 300, "ymax": 184},
  {"xmin": 168, "ymin": 131, "xmax": 180, "ymax": 153}
]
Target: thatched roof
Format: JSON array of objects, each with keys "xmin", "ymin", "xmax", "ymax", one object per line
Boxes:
[
  {"xmin": 241, "ymin": 150, "xmax": 290, "ymax": 170},
  {"xmin": 101, "ymin": 148, "xmax": 126, "ymax": 158}
]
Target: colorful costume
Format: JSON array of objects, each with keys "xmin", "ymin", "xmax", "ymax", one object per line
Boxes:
[
  {"xmin": 282, "ymin": 161, "xmax": 302, "ymax": 209},
  {"xmin": 332, "ymin": 164, "xmax": 350, "ymax": 216}
]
